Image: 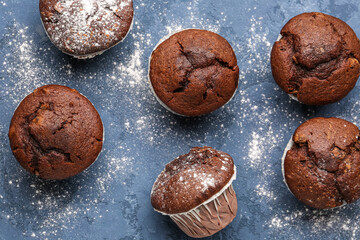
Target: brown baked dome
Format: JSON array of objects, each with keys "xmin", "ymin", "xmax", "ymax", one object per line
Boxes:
[
  {"xmin": 149, "ymin": 29, "xmax": 239, "ymax": 116},
  {"xmin": 151, "ymin": 147, "xmax": 237, "ymax": 238},
  {"xmin": 271, "ymin": 12, "xmax": 360, "ymax": 105},
  {"xmin": 151, "ymin": 146, "xmax": 235, "ymax": 214},
  {"xmin": 284, "ymin": 117, "xmax": 360, "ymax": 209},
  {"xmin": 40, "ymin": 0, "xmax": 134, "ymax": 58},
  {"xmin": 8, "ymin": 85, "xmax": 103, "ymax": 180}
]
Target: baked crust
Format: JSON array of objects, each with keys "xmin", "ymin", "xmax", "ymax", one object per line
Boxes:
[
  {"xmin": 8, "ymin": 85, "xmax": 103, "ymax": 180},
  {"xmin": 271, "ymin": 12, "xmax": 360, "ymax": 105},
  {"xmin": 151, "ymin": 146, "xmax": 235, "ymax": 214},
  {"xmin": 149, "ymin": 29, "xmax": 239, "ymax": 116},
  {"xmin": 284, "ymin": 117, "xmax": 360, "ymax": 208}
]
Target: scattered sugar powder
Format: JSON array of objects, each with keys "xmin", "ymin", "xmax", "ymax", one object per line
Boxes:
[
  {"xmin": 0, "ymin": 133, "xmax": 135, "ymax": 239},
  {"xmin": 241, "ymin": 94, "xmax": 281, "ymax": 204},
  {"xmin": 0, "ymin": 19, "xmax": 141, "ymax": 238},
  {"xmin": 116, "ymin": 41, "xmax": 145, "ymax": 88},
  {"xmin": 235, "ymin": 15, "xmax": 272, "ymax": 86},
  {"xmin": 110, "ymin": 0, "xmax": 232, "ymax": 147},
  {"xmin": 153, "ymin": 0, "xmax": 226, "ymax": 46},
  {"xmin": 0, "ymin": 145, "xmax": 135, "ymax": 239},
  {"xmin": 255, "ymin": 184, "xmax": 277, "ymax": 201},
  {"xmin": 248, "ymin": 129, "xmax": 277, "ymax": 169},
  {"xmin": 239, "ymin": 90, "xmax": 360, "ymax": 238},
  {"xmin": 1, "ymin": 25, "xmax": 52, "ymax": 103},
  {"xmin": 2, "ymin": 0, "xmax": 360, "ymax": 239},
  {"xmin": 266, "ymin": 208, "xmax": 360, "ymax": 239}
]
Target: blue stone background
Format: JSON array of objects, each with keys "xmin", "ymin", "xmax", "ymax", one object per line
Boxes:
[{"xmin": 0, "ymin": 0, "xmax": 360, "ymax": 239}]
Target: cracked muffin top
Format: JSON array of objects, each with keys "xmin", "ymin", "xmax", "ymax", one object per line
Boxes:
[
  {"xmin": 271, "ymin": 12, "xmax": 360, "ymax": 105},
  {"xmin": 8, "ymin": 85, "xmax": 103, "ymax": 180},
  {"xmin": 284, "ymin": 117, "xmax": 360, "ymax": 209},
  {"xmin": 149, "ymin": 29, "xmax": 239, "ymax": 116},
  {"xmin": 40, "ymin": 0, "xmax": 133, "ymax": 58},
  {"xmin": 151, "ymin": 146, "xmax": 235, "ymax": 214}
]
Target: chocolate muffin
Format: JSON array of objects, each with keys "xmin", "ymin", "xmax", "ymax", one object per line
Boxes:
[
  {"xmin": 283, "ymin": 117, "xmax": 360, "ymax": 209},
  {"xmin": 271, "ymin": 12, "xmax": 360, "ymax": 105},
  {"xmin": 40, "ymin": 0, "xmax": 134, "ymax": 59},
  {"xmin": 8, "ymin": 85, "xmax": 103, "ymax": 180},
  {"xmin": 149, "ymin": 29, "xmax": 239, "ymax": 116},
  {"xmin": 151, "ymin": 147, "xmax": 237, "ymax": 238}
]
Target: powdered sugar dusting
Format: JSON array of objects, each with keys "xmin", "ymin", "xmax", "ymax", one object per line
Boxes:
[
  {"xmin": 42, "ymin": 0, "xmax": 132, "ymax": 56},
  {"xmin": 200, "ymin": 174, "xmax": 216, "ymax": 192},
  {"xmin": 116, "ymin": 41, "xmax": 145, "ymax": 88},
  {"xmin": 151, "ymin": 147, "xmax": 235, "ymax": 214},
  {"xmin": 267, "ymin": 208, "xmax": 360, "ymax": 239},
  {"xmin": 255, "ymin": 184, "xmax": 277, "ymax": 201},
  {"xmin": 236, "ymin": 15, "xmax": 272, "ymax": 86},
  {"xmin": 248, "ymin": 127, "xmax": 277, "ymax": 169},
  {"xmin": 0, "ymin": 149, "xmax": 135, "ymax": 239},
  {"xmin": 1, "ymin": 24, "xmax": 55, "ymax": 104}
]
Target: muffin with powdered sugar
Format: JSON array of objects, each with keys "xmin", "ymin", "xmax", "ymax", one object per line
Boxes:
[
  {"xmin": 151, "ymin": 146, "xmax": 237, "ymax": 238},
  {"xmin": 40, "ymin": 0, "xmax": 133, "ymax": 58}
]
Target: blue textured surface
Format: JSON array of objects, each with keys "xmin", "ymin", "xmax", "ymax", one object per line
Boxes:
[{"xmin": 1, "ymin": 0, "xmax": 360, "ymax": 239}]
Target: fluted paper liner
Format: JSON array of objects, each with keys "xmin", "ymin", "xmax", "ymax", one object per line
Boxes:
[{"xmin": 169, "ymin": 184, "xmax": 237, "ymax": 238}]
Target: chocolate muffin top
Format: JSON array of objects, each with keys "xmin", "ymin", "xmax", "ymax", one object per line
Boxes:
[
  {"xmin": 271, "ymin": 12, "xmax": 360, "ymax": 105},
  {"xmin": 149, "ymin": 29, "xmax": 239, "ymax": 116},
  {"xmin": 151, "ymin": 146, "xmax": 235, "ymax": 214},
  {"xmin": 8, "ymin": 85, "xmax": 103, "ymax": 180},
  {"xmin": 40, "ymin": 0, "xmax": 133, "ymax": 57},
  {"xmin": 284, "ymin": 117, "xmax": 360, "ymax": 209}
]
